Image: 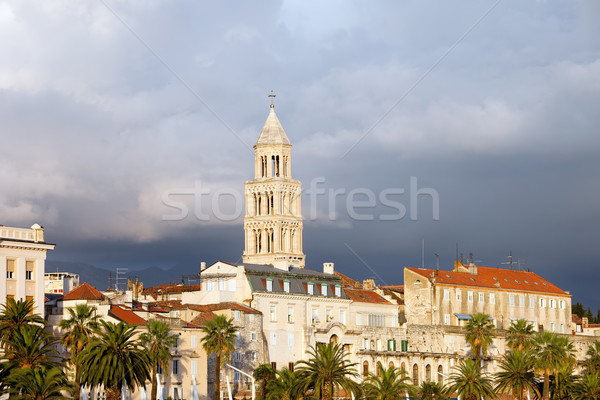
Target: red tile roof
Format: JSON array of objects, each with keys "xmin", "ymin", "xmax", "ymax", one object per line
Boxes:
[
  {"xmin": 334, "ymin": 271, "xmax": 362, "ymax": 288},
  {"xmin": 344, "ymin": 288, "xmax": 392, "ymax": 304},
  {"xmin": 109, "ymin": 305, "xmax": 146, "ymax": 324},
  {"xmin": 142, "ymin": 283, "xmax": 202, "ymax": 298},
  {"xmin": 62, "ymin": 282, "xmax": 105, "ymax": 301},
  {"xmin": 406, "ymin": 266, "xmax": 569, "ymax": 295}
]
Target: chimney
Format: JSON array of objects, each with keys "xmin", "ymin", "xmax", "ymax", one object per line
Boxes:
[
  {"xmin": 200, "ymin": 262, "xmax": 206, "ymax": 272},
  {"xmin": 323, "ymin": 262, "xmax": 334, "ymax": 275},
  {"xmin": 362, "ymin": 279, "xmax": 375, "ymax": 290},
  {"xmin": 273, "ymin": 259, "xmax": 290, "ymax": 272}
]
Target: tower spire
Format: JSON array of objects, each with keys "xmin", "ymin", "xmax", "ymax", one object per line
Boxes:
[{"xmin": 243, "ymin": 96, "xmax": 305, "ymax": 269}]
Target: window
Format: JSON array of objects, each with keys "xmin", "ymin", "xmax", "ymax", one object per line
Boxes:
[
  {"xmin": 172, "ymin": 359, "xmax": 179, "ymax": 375},
  {"xmin": 540, "ymin": 298, "xmax": 546, "ymax": 308},
  {"xmin": 530, "ymin": 297, "xmax": 535, "ymax": 308},
  {"xmin": 444, "ymin": 314, "xmax": 450, "ymax": 325},
  {"xmin": 172, "ymin": 386, "xmax": 182, "ymax": 400},
  {"xmin": 340, "ymin": 310, "xmax": 346, "ymax": 325},
  {"xmin": 490, "ymin": 293, "xmax": 495, "ymax": 304},
  {"xmin": 456, "ymin": 290, "xmax": 461, "ymax": 301},
  {"xmin": 266, "ymin": 279, "xmax": 273, "ymax": 292},
  {"xmin": 443, "ymin": 289, "xmax": 450, "ymax": 301},
  {"xmin": 312, "ymin": 309, "xmax": 320, "ymax": 324},
  {"xmin": 509, "ymin": 295, "xmax": 515, "ymax": 306},
  {"xmin": 234, "ymin": 352, "xmax": 242, "ymax": 361},
  {"xmin": 234, "ymin": 371, "xmax": 241, "ymax": 382},
  {"xmin": 288, "ymin": 362, "xmax": 294, "ymax": 372},
  {"xmin": 25, "ymin": 270, "xmax": 33, "ymax": 280},
  {"xmin": 362, "ymin": 337, "xmax": 368, "ymax": 350},
  {"xmin": 287, "ymin": 306, "xmax": 294, "ymax": 323},
  {"xmin": 234, "ymin": 310, "xmax": 241, "ymax": 320},
  {"xmin": 519, "ymin": 296, "xmax": 525, "ymax": 307},
  {"xmin": 560, "ymin": 324, "xmax": 564, "ymax": 333},
  {"xmin": 479, "ymin": 292, "xmax": 484, "ymax": 303},
  {"xmin": 307, "ymin": 283, "xmax": 314, "ymax": 295},
  {"xmin": 326, "ymin": 309, "xmax": 332, "ymax": 322},
  {"xmin": 171, "ymin": 310, "xmax": 180, "ymax": 318},
  {"xmin": 25, "ymin": 261, "xmax": 34, "ymax": 280},
  {"xmin": 270, "ymin": 332, "xmax": 277, "ymax": 345},
  {"xmin": 551, "ymin": 323, "xmax": 556, "ymax": 332},
  {"xmin": 356, "ymin": 314, "xmax": 362, "ymax": 325},
  {"xmin": 207, "ymin": 280, "xmax": 215, "ymax": 291},
  {"xmin": 335, "ymin": 285, "xmax": 341, "ymax": 297},
  {"xmin": 252, "ymin": 351, "xmax": 258, "ymax": 361},
  {"xmin": 288, "ymin": 333, "xmax": 294, "ymax": 347},
  {"xmin": 191, "ymin": 335, "xmax": 197, "ymax": 349},
  {"xmin": 368, "ymin": 314, "xmax": 385, "ymax": 327},
  {"xmin": 283, "ymin": 280, "xmax": 290, "ymax": 293},
  {"xmin": 229, "ymin": 279, "xmax": 236, "ymax": 291},
  {"xmin": 468, "ymin": 291, "xmax": 473, "ymax": 302},
  {"xmin": 219, "ymin": 279, "xmax": 226, "ymax": 290},
  {"xmin": 270, "ymin": 305, "xmax": 276, "ymax": 322},
  {"xmin": 550, "ymin": 299, "xmax": 556, "ymax": 308},
  {"xmin": 6, "ymin": 259, "xmax": 15, "ymax": 279},
  {"xmin": 249, "ymin": 314, "xmax": 255, "ymax": 322},
  {"xmin": 191, "ymin": 359, "xmax": 198, "ymax": 375},
  {"xmin": 251, "ymin": 332, "xmax": 257, "ymax": 342},
  {"xmin": 321, "ymin": 283, "xmax": 327, "ymax": 296}
]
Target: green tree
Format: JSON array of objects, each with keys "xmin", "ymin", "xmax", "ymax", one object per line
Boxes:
[
  {"xmin": 79, "ymin": 321, "xmax": 150, "ymax": 400},
  {"xmin": 253, "ymin": 363, "xmax": 277, "ymax": 400},
  {"xmin": 447, "ymin": 358, "xmax": 495, "ymax": 400},
  {"xmin": 3, "ymin": 324, "xmax": 58, "ymax": 371},
  {"xmin": 573, "ymin": 372, "xmax": 600, "ymax": 400},
  {"xmin": 551, "ymin": 364, "xmax": 577, "ymax": 400},
  {"xmin": 363, "ymin": 364, "xmax": 412, "ymax": 400},
  {"xmin": 465, "ymin": 313, "xmax": 494, "ymax": 361},
  {"xmin": 265, "ymin": 367, "xmax": 300, "ymax": 400},
  {"xmin": 585, "ymin": 341, "xmax": 600, "ymax": 374},
  {"xmin": 531, "ymin": 331, "xmax": 572, "ymax": 400},
  {"xmin": 494, "ymin": 350, "xmax": 538, "ymax": 400},
  {"xmin": 59, "ymin": 304, "xmax": 99, "ymax": 400},
  {"xmin": 140, "ymin": 319, "xmax": 179, "ymax": 400},
  {"xmin": 200, "ymin": 314, "xmax": 239, "ymax": 400},
  {"xmin": 506, "ymin": 319, "xmax": 535, "ymax": 352},
  {"xmin": 295, "ymin": 342, "xmax": 362, "ymax": 400},
  {"xmin": 416, "ymin": 381, "xmax": 452, "ymax": 400},
  {"xmin": 6, "ymin": 366, "xmax": 73, "ymax": 400},
  {"xmin": 0, "ymin": 298, "xmax": 44, "ymax": 348}
]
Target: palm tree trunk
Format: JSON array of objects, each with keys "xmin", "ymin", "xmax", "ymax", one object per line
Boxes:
[
  {"xmin": 74, "ymin": 363, "xmax": 81, "ymax": 400},
  {"xmin": 215, "ymin": 353, "xmax": 221, "ymax": 400},
  {"xmin": 151, "ymin": 364, "xmax": 158, "ymax": 400},
  {"xmin": 106, "ymin": 386, "xmax": 121, "ymax": 400},
  {"xmin": 543, "ymin": 370, "xmax": 550, "ymax": 400},
  {"xmin": 322, "ymin": 380, "xmax": 332, "ymax": 400}
]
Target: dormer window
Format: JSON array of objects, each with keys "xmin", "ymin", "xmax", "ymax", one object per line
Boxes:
[
  {"xmin": 321, "ymin": 284, "xmax": 328, "ymax": 296},
  {"xmin": 307, "ymin": 282, "xmax": 314, "ymax": 295},
  {"xmin": 335, "ymin": 285, "xmax": 341, "ymax": 297},
  {"xmin": 266, "ymin": 279, "xmax": 273, "ymax": 292},
  {"xmin": 283, "ymin": 280, "xmax": 290, "ymax": 293}
]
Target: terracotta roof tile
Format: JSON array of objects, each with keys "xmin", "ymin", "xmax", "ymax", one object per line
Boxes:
[
  {"xmin": 62, "ymin": 282, "xmax": 105, "ymax": 301},
  {"xmin": 344, "ymin": 288, "xmax": 392, "ymax": 304},
  {"xmin": 109, "ymin": 305, "xmax": 146, "ymax": 324},
  {"xmin": 406, "ymin": 266, "xmax": 569, "ymax": 296},
  {"xmin": 334, "ymin": 271, "xmax": 362, "ymax": 288}
]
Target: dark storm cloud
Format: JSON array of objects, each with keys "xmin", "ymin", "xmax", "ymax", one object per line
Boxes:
[{"xmin": 1, "ymin": 1, "xmax": 599, "ymax": 307}]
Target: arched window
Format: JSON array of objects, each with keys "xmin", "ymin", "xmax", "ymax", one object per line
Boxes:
[
  {"xmin": 412, "ymin": 364, "xmax": 419, "ymax": 386},
  {"xmin": 330, "ymin": 335, "xmax": 339, "ymax": 344},
  {"xmin": 389, "ymin": 361, "xmax": 395, "ymax": 368},
  {"xmin": 376, "ymin": 361, "xmax": 383, "ymax": 377},
  {"xmin": 363, "ymin": 361, "xmax": 369, "ymax": 377},
  {"xmin": 438, "ymin": 365, "xmax": 444, "ymax": 385},
  {"xmin": 426, "ymin": 364, "xmax": 431, "ymax": 382},
  {"xmin": 401, "ymin": 362, "xmax": 406, "ymax": 373}
]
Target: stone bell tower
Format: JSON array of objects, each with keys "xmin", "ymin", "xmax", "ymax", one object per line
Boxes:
[{"xmin": 242, "ymin": 93, "xmax": 305, "ymax": 269}]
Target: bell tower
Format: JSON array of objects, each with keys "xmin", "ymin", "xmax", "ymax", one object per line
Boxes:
[{"xmin": 243, "ymin": 93, "xmax": 305, "ymax": 269}]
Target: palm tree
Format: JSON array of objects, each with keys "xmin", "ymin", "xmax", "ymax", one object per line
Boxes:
[
  {"xmin": 139, "ymin": 319, "xmax": 179, "ymax": 400},
  {"xmin": 0, "ymin": 298, "xmax": 44, "ymax": 347},
  {"xmin": 417, "ymin": 381, "xmax": 452, "ymax": 400},
  {"xmin": 506, "ymin": 319, "xmax": 535, "ymax": 352},
  {"xmin": 551, "ymin": 364, "xmax": 577, "ymax": 400},
  {"xmin": 447, "ymin": 358, "xmax": 495, "ymax": 400},
  {"xmin": 79, "ymin": 321, "xmax": 150, "ymax": 400},
  {"xmin": 295, "ymin": 342, "xmax": 362, "ymax": 400},
  {"xmin": 573, "ymin": 372, "xmax": 600, "ymax": 400},
  {"xmin": 265, "ymin": 367, "xmax": 300, "ymax": 400},
  {"xmin": 59, "ymin": 304, "xmax": 99, "ymax": 400},
  {"xmin": 3, "ymin": 324, "xmax": 58, "ymax": 371},
  {"xmin": 495, "ymin": 350, "xmax": 539, "ymax": 400},
  {"xmin": 584, "ymin": 341, "xmax": 600, "ymax": 374},
  {"xmin": 200, "ymin": 314, "xmax": 239, "ymax": 400},
  {"xmin": 363, "ymin": 364, "xmax": 412, "ymax": 400},
  {"xmin": 254, "ymin": 363, "xmax": 277, "ymax": 400},
  {"xmin": 465, "ymin": 313, "xmax": 494, "ymax": 361},
  {"xmin": 531, "ymin": 331, "xmax": 570, "ymax": 400},
  {"xmin": 6, "ymin": 366, "xmax": 73, "ymax": 400}
]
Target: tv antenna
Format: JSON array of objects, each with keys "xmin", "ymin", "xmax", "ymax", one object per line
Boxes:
[
  {"xmin": 501, "ymin": 252, "xmax": 515, "ymax": 270},
  {"xmin": 114, "ymin": 268, "xmax": 128, "ymax": 291}
]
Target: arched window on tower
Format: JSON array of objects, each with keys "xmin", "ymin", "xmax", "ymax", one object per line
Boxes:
[
  {"xmin": 426, "ymin": 364, "xmax": 431, "ymax": 382},
  {"xmin": 437, "ymin": 365, "xmax": 444, "ymax": 385},
  {"xmin": 256, "ymin": 230, "xmax": 261, "ymax": 254},
  {"xmin": 257, "ymin": 195, "xmax": 262, "ymax": 216},
  {"xmin": 362, "ymin": 361, "xmax": 369, "ymax": 377},
  {"xmin": 412, "ymin": 364, "xmax": 419, "ymax": 386},
  {"xmin": 270, "ymin": 192, "xmax": 274, "ymax": 215}
]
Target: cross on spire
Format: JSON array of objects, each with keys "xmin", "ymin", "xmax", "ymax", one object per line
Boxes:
[{"xmin": 268, "ymin": 90, "xmax": 276, "ymax": 108}]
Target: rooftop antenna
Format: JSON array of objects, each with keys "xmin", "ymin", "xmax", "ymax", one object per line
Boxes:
[
  {"xmin": 455, "ymin": 243, "xmax": 459, "ymax": 263},
  {"xmin": 434, "ymin": 253, "xmax": 439, "ymax": 271},
  {"xmin": 501, "ymin": 252, "xmax": 514, "ymax": 270},
  {"xmin": 421, "ymin": 239, "xmax": 425, "ymax": 269},
  {"xmin": 115, "ymin": 268, "xmax": 128, "ymax": 292}
]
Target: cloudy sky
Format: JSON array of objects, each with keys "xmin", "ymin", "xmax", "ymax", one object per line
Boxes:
[{"xmin": 1, "ymin": 1, "xmax": 599, "ymax": 306}]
